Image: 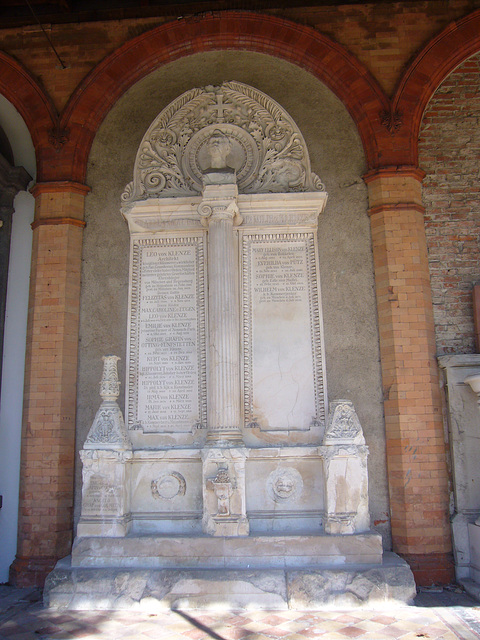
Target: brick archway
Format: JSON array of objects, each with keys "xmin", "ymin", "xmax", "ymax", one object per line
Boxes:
[
  {"xmin": 387, "ymin": 8, "xmax": 480, "ymax": 167},
  {"xmin": 0, "ymin": 52, "xmax": 56, "ymax": 171},
  {"xmin": 53, "ymin": 11, "xmax": 389, "ymax": 184}
]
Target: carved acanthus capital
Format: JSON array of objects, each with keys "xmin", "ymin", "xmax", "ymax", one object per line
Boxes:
[{"xmin": 197, "ymin": 183, "xmax": 242, "ymax": 228}]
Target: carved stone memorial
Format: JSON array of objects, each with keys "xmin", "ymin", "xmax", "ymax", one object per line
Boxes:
[{"xmin": 53, "ymin": 82, "xmax": 416, "ymax": 610}]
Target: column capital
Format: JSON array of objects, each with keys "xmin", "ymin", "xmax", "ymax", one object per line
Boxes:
[
  {"xmin": 364, "ymin": 165, "xmax": 425, "ymax": 211},
  {"xmin": 363, "ymin": 165, "xmax": 426, "ymax": 184},
  {"xmin": 198, "ymin": 183, "xmax": 242, "ymax": 227},
  {"xmin": 30, "ymin": 180, "xmax": 90, "ymax": 197}
]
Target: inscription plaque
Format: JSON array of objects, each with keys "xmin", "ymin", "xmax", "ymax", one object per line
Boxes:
[
  {"xmin": 83, "ymin": 475, "xmax": 120, "ymax": 515},
  {"xmin": 242, "ymin": 233, "xmax": 325, "ymax": 430},
  {"xmin": 127, "ymin": 236, "xmax": 207, "ymax": 433}
]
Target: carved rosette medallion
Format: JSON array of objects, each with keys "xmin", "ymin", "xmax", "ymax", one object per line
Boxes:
[
  {"xmin": 267, "ymin": 468, "xmax": 303, "ymax": 504},
  {"xmin": 151, "ymin": 472, "xmax": 186, "ymax": 500},
  {"xmin": 122, "ymin": 82, "xmax": 324, "ymax": 204}
]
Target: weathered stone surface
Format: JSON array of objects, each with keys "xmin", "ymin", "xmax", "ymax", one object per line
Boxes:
[
  {"xmin": 64, "ymin": 77, "xmax": 409, "ymax": 609},
  {"xmin": 71, "ymin": 533, "xmax": 383, "ymax": 569},
  {"xmin": 45, "ymin": 554, "xmax": 415, "ymax": 611},
  {"xmin": 438, "ymin": 355, "xmax": 480, "ymax": 581},
  {"xmin": 287, "ymin": 554, "xmax": 416, "ymax": 609}
]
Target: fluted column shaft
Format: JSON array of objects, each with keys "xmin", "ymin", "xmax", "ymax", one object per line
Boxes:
[{"xmin": 199, "ymin": 183, "xmax": 243, "ymax": 446}]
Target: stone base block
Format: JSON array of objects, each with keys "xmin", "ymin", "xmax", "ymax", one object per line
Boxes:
[
  {"xmin": 71, "ymin": 533, "xmax": 383, "ymax": 569},
  {"xmin": 44, "ymin": 553, "xmax": 415, "ymax": 611}
]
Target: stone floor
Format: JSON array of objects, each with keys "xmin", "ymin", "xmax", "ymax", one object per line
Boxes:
[{"xmin": 1, "ymin": 584, "xmax": 480, "ymax": 639}]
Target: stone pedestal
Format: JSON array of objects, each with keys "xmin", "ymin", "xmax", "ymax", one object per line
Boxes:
[
  {"xmin": 77, "ymin": 450, "xmax": 132, "ymax": 537},
  {"xmin": 77, "ymin": 356, "xmax": 133, "ymax": 538},
  {"xmin": 323, "ymin": 401, "xmax": 370, "ymax": 535},
  {"xmin": 202, "ymin": 448, "xmax": 249, "ymax": 536}
]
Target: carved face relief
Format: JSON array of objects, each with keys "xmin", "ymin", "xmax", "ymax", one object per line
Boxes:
[
  {"xmin": 205, "ymin": 130, "xmax": 233, "ymax": 169},
  {"xmin": 122, "ymin": 82, "xmax": 324, "ymax": 204},
  {"xmin": 267, "ymin": 468, "xmax": 303, "ymax": 503}
]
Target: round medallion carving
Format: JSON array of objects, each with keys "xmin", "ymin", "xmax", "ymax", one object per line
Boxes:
[
  {"xmin": 183, "ymin": 124, "xmax": 260, "ymax": 191},
  {"xmin": 151, "ymin": 472, "xmax": 186, "ymax": 500},
  {"xmin": 267, "ymin": 467, "xmax": 303, "ymax": 503},
  {"xmin": 122, "ymin": 82, "xmax": 324, "ymax": 204}
]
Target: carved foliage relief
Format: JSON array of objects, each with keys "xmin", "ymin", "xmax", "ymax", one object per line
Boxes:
[{"xmin": 122, "ymin": 82, "xmax": 324, "ymax": 203}]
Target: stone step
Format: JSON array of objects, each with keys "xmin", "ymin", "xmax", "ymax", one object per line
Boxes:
[
  {"xmin": 72, "ymin": 532, "xmax": 383, "ymax": 569},
  {"xmin": 44, "ymin": 553, "xmax": 416, "ymax": 611}
]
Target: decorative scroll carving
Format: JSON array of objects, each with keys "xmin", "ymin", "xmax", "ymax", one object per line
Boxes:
[
  {"xmin": 122, "ymin": 82, "xmax": 324, "ymax": 204},
  {"xmin": 202, "ymin": 447, "xmax": 249, "ymax": 536},
  {"xmin": 207, "ymin": 469, "xmax": 234, "ymax": 517}
]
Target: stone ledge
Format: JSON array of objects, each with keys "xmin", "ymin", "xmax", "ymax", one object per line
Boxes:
[
  {"xmin": 44, "ymin": 553, "xmax": 415, "ymax": 611},
  {"xmin": 71, "ymin": 533, "xmax": 383, "ymax": 569}
]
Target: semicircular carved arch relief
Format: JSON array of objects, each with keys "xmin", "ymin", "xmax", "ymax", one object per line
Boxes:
[{"xmin": 122, "ymin": 81, "xmax": 324, "ymax": 204}]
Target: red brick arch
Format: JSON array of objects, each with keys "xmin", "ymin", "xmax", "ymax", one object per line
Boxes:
[
  {"xmin": 53, "ymin": 11, "xmax": 390, "ymax": 184},
  {"xmin": 390, "ymin": 8, "xmax": 480, "ymax": 167},
  {"xmin": 0, "ymin": 52, "xmax": 56, "ymax": 169}
]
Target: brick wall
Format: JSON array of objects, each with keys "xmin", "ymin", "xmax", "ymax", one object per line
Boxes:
[
  {"xmin": 0, "ymin": 0, "xmax": 477, "ymax": 113},
  {"xmin": 419, "ymin": 53, "xmax": 480, "ymax": 355}
]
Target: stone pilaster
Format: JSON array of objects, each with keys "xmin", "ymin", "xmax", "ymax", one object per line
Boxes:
[
  {"xmin": 10, "ymin": 181, "xmax": 89, "ymax": 587},
  {"xmin": 364, "ymin": 166, "xmax": 453, "ymax": 584}
]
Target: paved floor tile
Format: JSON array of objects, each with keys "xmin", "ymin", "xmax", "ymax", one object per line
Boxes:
[{"xmin": 2, "ymin": 587, "xmax": 480, "ymax": 640}]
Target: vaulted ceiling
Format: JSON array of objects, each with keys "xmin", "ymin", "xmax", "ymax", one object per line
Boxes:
[{"xmin": 1, "ymin": 0, "xmax": 421, "ymax": 26}]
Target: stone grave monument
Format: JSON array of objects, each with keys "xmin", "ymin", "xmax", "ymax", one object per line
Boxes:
[{"xmin": 45, "ymin": 82, "xmax": 415, "ymax": 610}]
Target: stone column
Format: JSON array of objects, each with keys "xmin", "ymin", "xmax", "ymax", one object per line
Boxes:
[
  {"xmin": 364, "ymin": 167, "xmax": 453, "ymax": 584},
  {"xmin": 9, "ymin": 181, "xmax": 89, "ymax": 587},
  {"xmin": 198, "ymin": 180, "xmax": 243, "ymax": 447},
  {"xmin": 197, "ymin": 170, "xmax": 248, "ymax": 536},
  {"xmin": 0, "ymin": 153, "xmax": 31, "ymax": 393}
]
